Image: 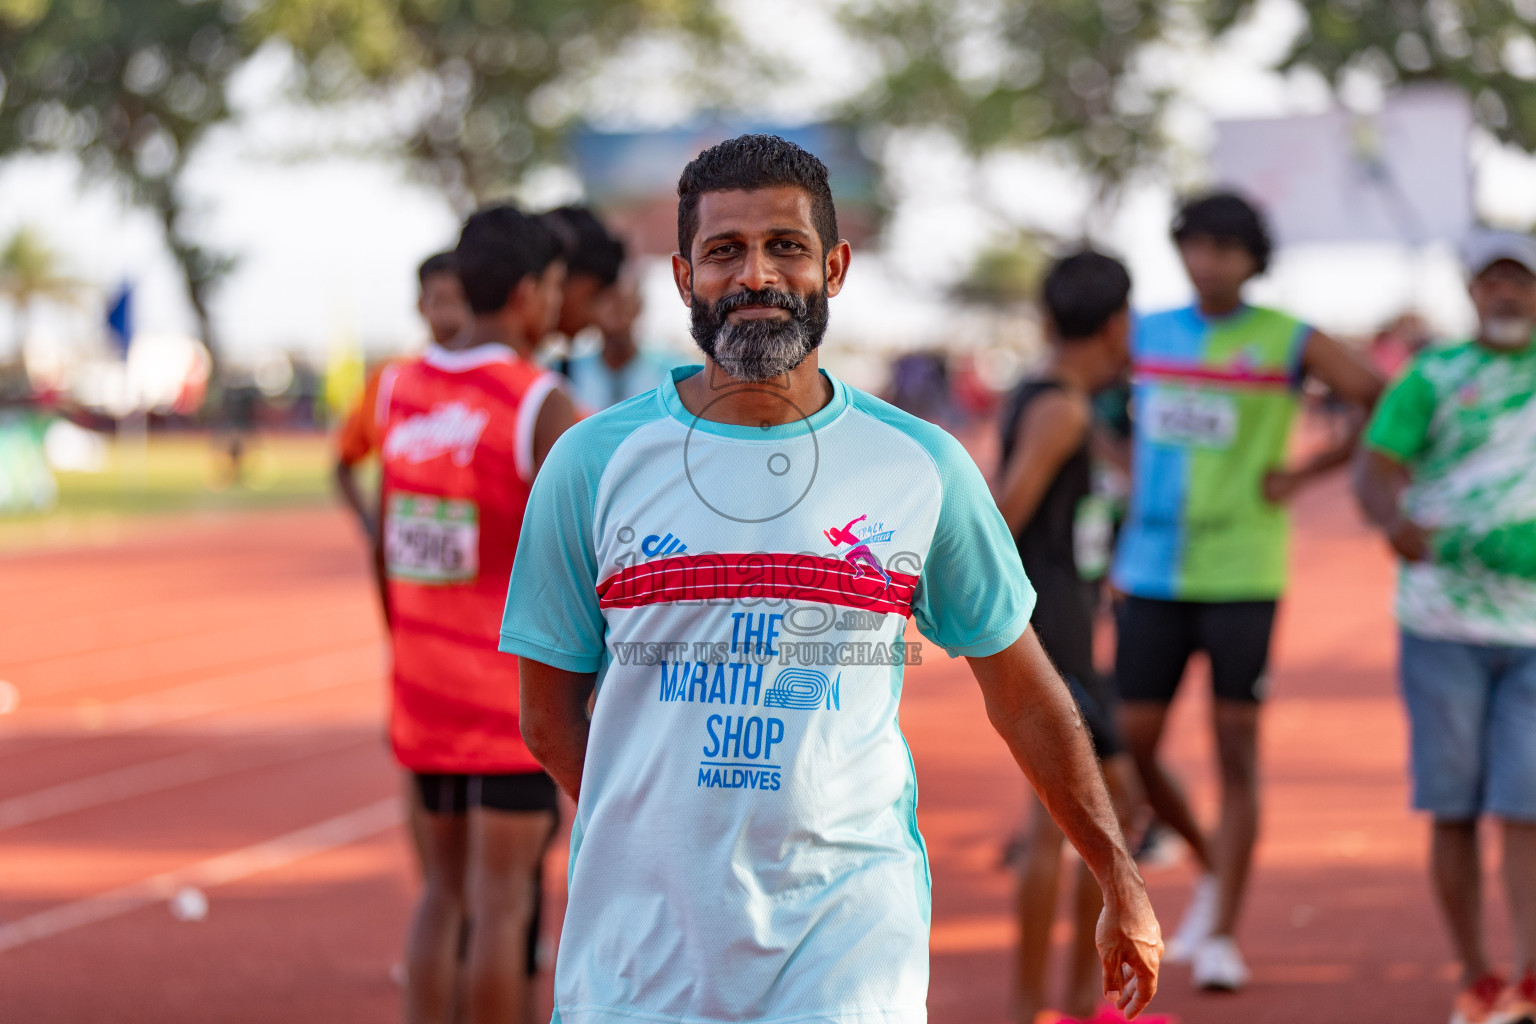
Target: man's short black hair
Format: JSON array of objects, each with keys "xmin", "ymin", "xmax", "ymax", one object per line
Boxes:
[
  {"xmin": 417, "ymin": 251, "xmax": 458, "ymax": 288},
  {"xmin": 455, "ymin": 204, "xmax": 562, "ymax": 315},
  {"xmin": 676, "ymin": 134, "xmax": 838, "ymax": 259},
  {"xmin": 543, "ymin": 205, "xmax": 625, "ymax": 287},
  {"xmin": 1042, "ymin": 250, "xmax": 1132, "ymax": 342},
  {"xmin": 1171, "ymin": 191, "xmax": 1273, "ymax": 273}
]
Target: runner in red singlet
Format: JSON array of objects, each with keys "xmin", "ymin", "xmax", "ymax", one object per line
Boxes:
[
  {"xmin": 333, "ymin": 252, "xmax": 468, "ymax": 944},
  {"xmin": 379, "ymin": 206, "xmax": 576, "ymax": 1024}
]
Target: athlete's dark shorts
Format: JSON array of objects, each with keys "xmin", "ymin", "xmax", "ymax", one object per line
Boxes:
[
  {"xmin": 1115, "ymin": 596, "xmax": 1279, "ymax": 704},
  {"xmin": 414, "ymin": 771, "xmax": 558, "ymax": 815},
  {"xmin": 1063, "ymin": 671, "xmax": 1123, "ymax": 761},
  {"xmin": 412, "ymin": 770, "xmax": 559, "ymax": 976}
]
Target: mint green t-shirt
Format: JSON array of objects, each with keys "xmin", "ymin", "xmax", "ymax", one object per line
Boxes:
[{"xmin": 1366, "ymin": 339, "xmax": 1536, "ymax": 645}]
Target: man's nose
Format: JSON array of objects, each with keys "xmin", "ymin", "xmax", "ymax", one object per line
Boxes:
[{"xmin": 736, "ymin": 245, "xmax": 777, "ymax": 292}]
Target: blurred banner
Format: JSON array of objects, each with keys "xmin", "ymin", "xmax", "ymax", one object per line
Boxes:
[
  {"xmin": 571, "ymin": 122, "xmax": 879, "ymax": 254},
  {"xmin": 323, "ymin": 329, "xmax": 365, "ymax": 427},
  {"xmin": 1214, "ymin": 86, "xmax": 1473, "ymax": 248}
]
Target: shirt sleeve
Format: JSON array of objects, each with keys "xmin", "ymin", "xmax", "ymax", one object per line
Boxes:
[
  {"xmin": 1365, "ymin": 362, "xmax": 1436, "ymax": 463},
  {"xmin": 498, "ymin": 429, "xmax": 608, "ymax": 673},
  {"xmin": 909, "ymin": 434, "xmax": 1038, "ymax": 658},
  {"xmin": 336, "ymin": 366, "xmax": 385, "ymax": 466}
]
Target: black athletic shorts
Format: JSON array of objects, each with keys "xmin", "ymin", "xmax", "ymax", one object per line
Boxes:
[
  {"xmin": 1062, "ymin": 671, "xmax": 1123, "ymax": 761},
  {"xmin": 1114, "ymin": 596, "xmax": 1278, "ymax": 704},
  {"xmin": 414, "ymin": 771, "xmax": 558, "ymax": 816},
  {"xmin": 412, "ymin": 771, "xmax": 559, "ymax": 976}
]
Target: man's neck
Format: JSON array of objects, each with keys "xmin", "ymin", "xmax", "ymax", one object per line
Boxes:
[
  {"xmin": 674, "ymin": 353, "xmax": 833, "ymax": 426},
  {"xmin": 449, "ymin": 316, "xmax": 532, "ymax": 357},
  {"xmin": 1475, "ymin": 335, "xmax": 1536, "ymax": 355},
  {"xmin": 1044, "ymin": 347, "xmax": 1096, "ymax": 394},
  {"xmin": 1196, "ymin": 294, "xmax": 1244, "ymax": 318},
  {"xmin": 602, "ymin": 334, "xmax": 638, "ymax": 370}
]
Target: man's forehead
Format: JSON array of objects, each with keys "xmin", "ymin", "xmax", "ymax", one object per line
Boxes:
[
  {"xmin": 1475, "ymin": 258, "xmax": 1536, "ymax": 281},
  {"xmin": 695, "ymin": 187, "xmax": 815, "ymax": 237}
]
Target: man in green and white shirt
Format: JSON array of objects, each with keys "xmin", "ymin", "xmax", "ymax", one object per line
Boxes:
[{"xmin": 1356, "ymin": 230, "xmax": 1536, "ymax": 1024}]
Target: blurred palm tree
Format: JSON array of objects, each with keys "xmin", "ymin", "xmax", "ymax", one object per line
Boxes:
[{"xmin": 0, "ymin": 226, "xmax": 79, "ymax": 355}]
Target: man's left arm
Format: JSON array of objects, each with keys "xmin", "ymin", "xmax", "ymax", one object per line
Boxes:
[
  {"xmin": 967, "ymin": 629, "xmax": 1162, "ymax": 1017},
  {"xmin": 1264, "ymin": 330, "xmax": 1385, "ymax": 503}
]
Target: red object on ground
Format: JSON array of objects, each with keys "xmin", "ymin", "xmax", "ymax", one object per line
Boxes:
[{"xmin": 0, "ymin": 475, "xmax": 1513, "ymax": 1022}]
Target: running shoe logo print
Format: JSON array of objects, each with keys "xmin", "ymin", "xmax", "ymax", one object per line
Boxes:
[
  {"xmin": 384, "ymin": 402, "xmax": 490, "ymax": 466},
  {"xmin": 825, "ymin": 514, "xmax": 893, "ymax": 589}
]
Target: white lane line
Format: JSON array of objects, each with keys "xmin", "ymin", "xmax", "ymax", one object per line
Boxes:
[
  {"xmin": 10, "ymin": 632, "xmax": 382, "ymax": 702},
  {"xmin": 0, "ymin": 670, "xmax": 379, "ymax": 749},
  {"xmin": 0, "ymin": 736, "xmax": 369, "ymax": 832},
  {"xmin": 0, "ymin": 797, "xmax": 401, "ymax": 953}
]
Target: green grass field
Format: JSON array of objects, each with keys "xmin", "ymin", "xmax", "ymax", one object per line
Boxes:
[{"xmin": 0, "ymin": 432, "xmax": 360, "ymax": 552}]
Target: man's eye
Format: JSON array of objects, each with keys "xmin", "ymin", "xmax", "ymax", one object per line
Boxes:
[
  {"xmin": 709, "ymin": 245, "xmax": 739, "ymax": 258},
  {"xmin": 771, "ymin": 240, "xmax": 803, "ymax": 252}
]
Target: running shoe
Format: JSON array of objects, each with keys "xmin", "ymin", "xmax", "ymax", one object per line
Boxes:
[
  {"xmin": 1449, "ymin": 974, "xmax": 1506, "ymax": 1024},
  {"xmin": 1164, "ymin": 874, "xmax": 1218, "ymax": 963},
  {"xmin": 1133, "ymin": 820, "xmax": 1184, "ymax": 870},
  {"xmin": 1191, "ymin": 935, "xmax": 1250, "ymax": 992},
  {"xmin": 1493, "ymin": 972, "xmax": 1536, "ymax": 1024}
]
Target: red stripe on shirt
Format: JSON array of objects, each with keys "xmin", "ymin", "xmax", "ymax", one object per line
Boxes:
[
  {"xmin": 1134, "ymin": 359, "xmax": 1293, "ymax": 388},
  {"xmin": 597, "ymin": 552, "xmax": 919, "ymax": 616}
]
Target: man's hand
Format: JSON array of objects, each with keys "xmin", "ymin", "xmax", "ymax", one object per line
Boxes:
[
  {"xmin": 1388, "ymin": 516, "xmax": 1432, "ymax": 562},
  {"xmin": 1261, "ymin": 467, "xmax": 1307, "ymax": 505},
  {"xmin": 1097, "ymin": 886, "xmax": 1163, "ymax": 1018},
  {"xmin": 969, "ymin": 631, "xmax": 1163, "ymax": 1017}
]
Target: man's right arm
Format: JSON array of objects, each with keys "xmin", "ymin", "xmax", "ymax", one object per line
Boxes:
[
  {"xmin": 519, "ymin": 658, "xmax": 595, "ymax": 800},
  {"xmin": 333, "ymin": 458, "xmax": 376, "ymax": 540},
  {"xmin": 1352, "ymin": 361, "xmax": 1435, "ymax": 563},
  {"xmin": 995, "ymin": 390, "xmax": 1090, "ymax": 536},
  {"xmin": 1354, "ymin": 449, "xmax": 1430, "ymax": 562}
]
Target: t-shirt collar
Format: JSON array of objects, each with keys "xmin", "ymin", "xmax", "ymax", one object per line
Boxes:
[
  {"xmin": 660, "ymin": 364, "xmax": 849, "ymax": 440},
  {"xmin": 423, "ymin": 342, "xmax": 517, "ymax": 371}
]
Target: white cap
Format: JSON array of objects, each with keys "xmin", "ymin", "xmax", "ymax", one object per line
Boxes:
[{"xmin": 1462, "ymin": 229, "xmax": 1536, "ymax": 279}]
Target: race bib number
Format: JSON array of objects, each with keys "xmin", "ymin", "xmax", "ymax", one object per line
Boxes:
[
  {"xmin": 384, "ymin": 493, "xmax": 479, "ymax": 584},
  {"xmin": 1074, "ymin": 494, "xmax": 1114, "ymax": 581},
  {"xmin": 1142, "ymin": 388, "xmax": 1237, "ymax": 449}
]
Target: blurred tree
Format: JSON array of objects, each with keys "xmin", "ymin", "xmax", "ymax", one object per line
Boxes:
[
  {"xmin": 955, "ymin": 231, "xmax": 1051, "ymax": 306},
  {"xmin": 259, "ymin": 0, "xmax": 732, "ymax": 211},
  {"xmin": 0, "ymin": 0, "xmax": 246, "ymax": 366},
  {"xmin": 0, "ymin": 225, "xmax": 81, "ymax": 352},
  {"xmin": 840, "ymin": 0, "xmax": 1178, "ymax": 205},
  {"xmin": 0, "ymin": 0, "xmax": 729, "ymax": 372},
  {"xmin": 843, "ymin": 0, "xmax": 1536, "ymax": 227},
  {"xmin": 1211, "ymin": 0, "xmax": 1536, "ymax": 149}
]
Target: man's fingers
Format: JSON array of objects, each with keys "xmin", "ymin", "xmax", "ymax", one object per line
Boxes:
[
  {"xmin": 1101, "ymin": 952, "xmax": 1120, "ymax": 1000},
  {"xmin": 1115, "ymin": 974, "xmax": 1136, "ymax": 1013},
  {"xmin": 1126, "ymin": 958, "xmax": 1158, "ymax": 1018}
]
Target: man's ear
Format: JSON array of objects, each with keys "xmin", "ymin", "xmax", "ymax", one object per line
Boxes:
[
  {"xmin": 671, "ymin": 252, "xmax": 693, "ymax": 307},
  {"xmin": 824, "ymin": 240, "xmax": 852, "ymax": 299}
]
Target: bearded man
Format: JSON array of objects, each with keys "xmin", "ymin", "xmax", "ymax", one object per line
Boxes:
[
  {"xmin": 1355, "ymin": 230, "xmax": 1536, "ymax": 1024},
  {"xmin": 498, "ymin": 134, "xmax": 1162, "ymax": 1024}
]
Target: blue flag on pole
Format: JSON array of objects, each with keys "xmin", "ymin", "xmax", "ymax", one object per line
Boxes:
[{"xmin": 106, "ymin": 283, "xmax": 133, "ymax": 358}]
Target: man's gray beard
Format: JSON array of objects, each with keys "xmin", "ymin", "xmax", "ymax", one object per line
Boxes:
[
  {"xmin": 707, "ymin": 317, "xmax": 817, "ymax": 383},
  {"xmin": 1482, "ymin": 316, "xmax": 1535, "ymax": 349}
]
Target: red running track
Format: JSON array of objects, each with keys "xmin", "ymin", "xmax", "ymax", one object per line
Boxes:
[{"xmin": 0, "ymin": 479, "xmax": 1503, "ymax": 1023}]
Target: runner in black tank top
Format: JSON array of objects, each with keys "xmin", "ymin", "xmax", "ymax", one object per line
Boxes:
[
  {"xmin": 999, "ymin": 378, "xmax": 1112, "ymax": 750},
  {"xmin": 996, "ymin": 251, "xmax": 1145, "ymax": 1023}
]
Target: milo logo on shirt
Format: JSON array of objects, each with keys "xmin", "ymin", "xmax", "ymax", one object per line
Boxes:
[{"xmin": 384, "ymin": 401, "xmax": 490, "ymax": 467}]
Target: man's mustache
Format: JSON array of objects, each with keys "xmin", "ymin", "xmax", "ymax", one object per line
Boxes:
[{"xmin": 711, "ymin": 288, "xmax": 808, "ymax": 317}]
